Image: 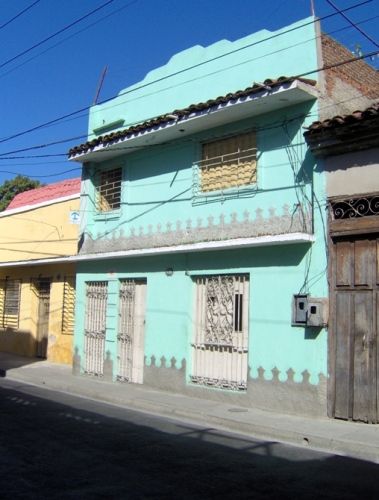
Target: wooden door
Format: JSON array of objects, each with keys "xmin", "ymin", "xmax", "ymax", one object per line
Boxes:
[
  {"xmin": 35, "ymin": 280, "xmax": 51, "ymax": 358},
  {"xmin": 330, "ymin": 236, "xmax": 378, "ymax": 423}
]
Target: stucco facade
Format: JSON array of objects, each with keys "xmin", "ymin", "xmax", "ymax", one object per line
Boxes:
[
  {"xmin": 70, "ymin": 18, "xmax": 331, "ymax": 416},
  {"xmin": 0, "ymin": 183, "xmax": 80, "ymax": 364}
]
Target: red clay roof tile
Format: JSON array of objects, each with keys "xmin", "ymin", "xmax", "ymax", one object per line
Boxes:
[{"xmin": 6, "ymin": 177, "xmax": 81, "ymax": 210}]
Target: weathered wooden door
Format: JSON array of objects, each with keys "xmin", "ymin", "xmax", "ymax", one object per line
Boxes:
[
  {"xmin": 331, "ymin": 236, "xmax": 378, "ymax": 423},
  {"xmin": 117, "ymin": 279, "xmax": 146, "ymax": 384},
  {"xmin": 35, "ymin": 279, "xmax": 51, "ymax": 358}
]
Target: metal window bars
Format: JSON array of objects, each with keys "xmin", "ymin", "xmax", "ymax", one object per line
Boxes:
[
  {"xmin": 84, "ymin": 281, "xmax": 108, "ymax": 376},
  {"xmin": 97, "ymin": 167, "xmax": 122, "ymax": 212}
]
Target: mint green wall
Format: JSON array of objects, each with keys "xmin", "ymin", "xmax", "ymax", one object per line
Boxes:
[
  {"xmin": 88, "ymin": 17, "xmax": 318, "ymax": 135},
  {"xmin": 83, "ymin": 101, "xmax": 317, "ymax": 243},
  {"xmin": 75, "ymin": 17, "xmax": 328, "ymax": 390},
  {"xmin": 75, "ymin": 238, "xmax": 327, "ymax": 385}
]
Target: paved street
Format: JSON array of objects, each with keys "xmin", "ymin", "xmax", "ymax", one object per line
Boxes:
[{"xmin": 0, "ymin": 379, "xmax": 378, "ymax": 499}]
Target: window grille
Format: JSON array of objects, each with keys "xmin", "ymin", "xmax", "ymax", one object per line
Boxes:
[
  {"xmin": 199, "ymin": 132, "xmax": 257, "ymax": 193},
  {"xmin": 191, "ymin": 274, "xmax": 249, "ymax": 390},
  {"xmin": 0, "ymin": 279, "xmax": 21, "ymax": 328},
  {"xmin": 84, "ymin": 281, "xmax": 108, "ymax": 376},
  {"xmin": 330, "ymin": 195, "xmax": 379, "ymax": 220},
  {"xmin": 117, "ymin": 280, "xmax": 136, "ymax": 382},
  {"xmin": 62, "ymin": 276, "xmax": 76, "ymax": 335},
  {"xmin": 96, "ymin": 167, "xmax": 122, "ymax": 212}
]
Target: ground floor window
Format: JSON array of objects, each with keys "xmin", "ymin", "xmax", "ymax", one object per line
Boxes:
[
  {"xmin": 0, "ymin": 279, "xmax": 21, "ymax": 329},
  {"xmin": 62, "ymin": 276, "xmax": 76, "ymax": 335},
  {"xmin": 191, "ymin": 274, "xmax": 249, "ymax": 390}
]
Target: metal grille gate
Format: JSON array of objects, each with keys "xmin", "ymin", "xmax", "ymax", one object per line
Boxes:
[
  {"xmin": 191, "ymin": 275, "xmax": 249, "ymax": 390},
  {"xmin": 84, "ymin": 281, "xmax": 108, "ymax": 376},
  {"xmin": 117, "ymin": 280, "xmax": 136, "ymax": 382}
]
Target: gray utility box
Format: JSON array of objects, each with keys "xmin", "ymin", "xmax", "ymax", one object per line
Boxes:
[{"xmin": 292, "ymin": 295, "xmax": 328, "ymax": 327}]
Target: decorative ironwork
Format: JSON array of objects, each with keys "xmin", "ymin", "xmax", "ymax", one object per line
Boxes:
[
  {"xmin": 190, "ymin": 374, "xmax": 247, "ymax": 391},
  {"xmin": 205, "ymin": 276, "xmax": 235, "ymax": 346},
  {"xmin": 84, "ymin": 281, "xmax": 108, "ymax": 376},
  {"xmin": 331, "ymin": 195, "xmax": 379, "ymax": 220},
  {"xmin": 117, "ymin": 280, "xmax": 136, "ymax": 382},
  {"xmin": 191, "ymin": 275, "xmax": 249, "ymax": 391}
]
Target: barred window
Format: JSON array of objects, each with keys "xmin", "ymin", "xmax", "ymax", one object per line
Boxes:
[
  {"xmin": 96, "ymin": 167, "xmax": 122, "ymax": 212},
  {"xmin": 0, "ymin": 279, "xmax": 21, "ymax": 328},
  {"xmin": 200, "ymin": 132, "xmax": 257, "ymax": 193}
]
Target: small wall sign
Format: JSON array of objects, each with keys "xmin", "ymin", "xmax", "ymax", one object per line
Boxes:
[{"xmin": 69, "ymin": 211, "xmax": 80, "ymax": 224}]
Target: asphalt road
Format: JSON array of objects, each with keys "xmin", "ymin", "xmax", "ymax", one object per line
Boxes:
[{"xmin": 0, "ymin": 378, "xmax": 378, "ymax": 500}]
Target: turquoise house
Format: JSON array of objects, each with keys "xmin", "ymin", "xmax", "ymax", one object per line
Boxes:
[{"xmin": 69, "ymin": 17, "xmax": 331, "ymax": 417}]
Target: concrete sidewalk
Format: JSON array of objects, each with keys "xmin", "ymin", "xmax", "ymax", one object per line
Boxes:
[{"xmin": 1, "ymin": 352, "xmax": 378, "ymax": 463}]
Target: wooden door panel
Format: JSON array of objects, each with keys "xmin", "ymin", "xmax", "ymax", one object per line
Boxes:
[
  {"xmin": 352, "ymin": 292, "xmax": 371, "ymax": 422},
  {"xmin": 334, "ymin": 292, "xmax": 352, "ymax": 419},
  {"xmin": 336, "ymin": 241, "xmax": 353, "ymax": 286},
  {"xmin": 354, "ymin": 240, "xmax": 372, "ymax": 286},
  {"xmin": 331, "ymin": 234, "xmax": 378, "ymax": 423}
]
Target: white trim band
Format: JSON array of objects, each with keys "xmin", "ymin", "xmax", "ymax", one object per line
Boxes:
[{"xmin": 0, "ymin": 233, "xmax": 314, "ymax": 267}]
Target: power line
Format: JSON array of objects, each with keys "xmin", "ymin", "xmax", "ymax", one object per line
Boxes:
[
  {"xmin": 3, "ymin": 9, "xmax": 378, "ymax": 158},
  {"xmin": 0, "ymin": 0, "xmax": 140, "ymax": 81},
  {"xmin": 0, "ymin": 168, "xmax": 81, "ymax": 179},
  {"xmin": 1, "ymin": 66, "xmax": 378, "ymax": 163},
  {"xmin": 325, "ymin": 0, "xmax": 379, "ymax": 48},
  {"xmin": 0, "ymin": 0, "xmax": 41, "ymax": 31},
  {"xmin": 0, "ymin": 0, "xmax": 371, "ymax": 146},
  {"xmin": 0, "ymin": 0, "xmax": 115, "ymax": 71}
]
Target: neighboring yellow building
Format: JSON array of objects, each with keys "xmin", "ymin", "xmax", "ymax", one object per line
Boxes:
[{"xmin": 0, "ymin": 178, "xmax": 80, "ymax": 364}]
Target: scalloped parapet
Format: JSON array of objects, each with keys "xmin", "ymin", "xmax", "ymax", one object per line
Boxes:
[{"xmin": 89, "ymin": 17, "xmax": 317, "ymax": 136}]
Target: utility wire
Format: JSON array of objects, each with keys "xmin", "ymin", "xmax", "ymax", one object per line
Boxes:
[
  {"xmin": 0, "ymin": 0, "xmax": 41, "ymax": 31},
  {"xmin": 0, "ymin": 168, "xmax": 81, "ymax": 179},
  {"xmin": 325, "ymin": 0, "xmax": 379, "ymax": 48},
  {"xmin": 3, "ymin": 9, "xmax": 377, "ymax": 152},
  {"xmin": 0, "ymin": 0, "xmax": 372, "ymax": 146},
  {"xmin": 0, "ymin": 0, "xmax": 114, "ymax": 71},
  {"xmin": 1, "ymin": 43, "xmax": 378, "ymax": 160},
  {"xmin": 0, "ymin": 0, "xmax": 140, "ymax": 81}
]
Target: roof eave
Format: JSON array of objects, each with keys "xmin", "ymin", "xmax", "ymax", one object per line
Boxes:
[{"xmin": 69, "ymin": 80, "xmax": 318, "ymax": 163}]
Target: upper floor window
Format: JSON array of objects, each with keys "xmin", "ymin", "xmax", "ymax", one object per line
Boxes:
[
  {"xmin": 200, "ymin": 131, "xmax": 257, "ymax": 193},
  {"xmin": 96, "ymin": 167, "xmax": 122, "ymax": 212}
]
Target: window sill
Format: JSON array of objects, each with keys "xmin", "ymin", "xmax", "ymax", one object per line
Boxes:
[
  {"xmin": 192, "ymin": 183, "xmax": 258, "ymax": 205},
  {"xmin": 94, "ymin": 209, "xmax": 121, "ymax": 221}
]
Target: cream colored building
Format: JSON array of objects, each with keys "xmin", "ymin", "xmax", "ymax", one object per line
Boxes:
[{"xmin": 0, "ymin": 178, "xmax": 80, "ymax": 364}]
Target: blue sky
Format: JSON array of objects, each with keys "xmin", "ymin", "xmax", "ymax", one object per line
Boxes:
[{"xmin": 0, "ymin": 0, "xmax": 377, "ymax": 185}]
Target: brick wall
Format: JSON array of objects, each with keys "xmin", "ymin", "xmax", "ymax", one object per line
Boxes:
[{"xmin": 319, "ymin": 34, "xmax": 379, "ymax": 119}]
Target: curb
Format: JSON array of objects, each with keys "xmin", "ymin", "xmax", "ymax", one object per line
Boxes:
[{"xmin": 4, "ymin": 370, "xmax": 379, "ymax": 464}]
